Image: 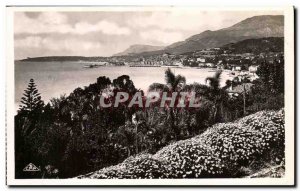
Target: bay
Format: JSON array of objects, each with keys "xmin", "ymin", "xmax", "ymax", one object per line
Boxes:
[{"xmin": 15, "ymin": 61, "xmax": 232, "ymax": 110}]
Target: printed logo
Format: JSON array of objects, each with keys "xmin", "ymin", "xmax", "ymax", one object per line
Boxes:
[{"xmin": 23, "ymin": 163, "xmax": 40, "ymax": 172}]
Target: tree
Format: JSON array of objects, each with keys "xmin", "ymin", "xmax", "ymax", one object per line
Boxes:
[
  {"xmin": 113, "ymin": 75, "xmax": 136, "ymax": 93},
  {"xmin": 148, "ymin": 68, "xmax": 186, "ymax": 139},
  {"xmin": 19, "ymin": 79, "xmax": 44, "ymax": 112},
  {"xmin": 148, "ymin": 68, "xmax": 186, "ymax": 93},
  {"xmin": 165, "ymin": 68, "xmax": 186, "ymax": 92},
  {"xmin": 206, "ymin": 71, "xmax": 222, "ymax": 93},
  {"xmin": 256, "ymin": 58, "xmax": 284, "ymax": 94},
  {"xmin": 248, "ymin": 58, "xmax": 284, "ymax": 112},
  {"xmin": 205, "ymin": 71, "xmax": 228, "ymax": 122}
]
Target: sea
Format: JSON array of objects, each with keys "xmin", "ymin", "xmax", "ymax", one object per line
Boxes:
[{"xmin": 15, "ymin": 61, "xmax": 233, "ymax": 111}]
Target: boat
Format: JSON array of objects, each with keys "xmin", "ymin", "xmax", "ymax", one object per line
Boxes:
[{"xmin": 83, "ymin": 63, "xmax": 104, "ymax": 68}]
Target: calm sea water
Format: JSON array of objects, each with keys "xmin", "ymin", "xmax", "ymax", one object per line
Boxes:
[{"xmin": 15, "ymin": 61, "xmax": 232, "ymax": 110}]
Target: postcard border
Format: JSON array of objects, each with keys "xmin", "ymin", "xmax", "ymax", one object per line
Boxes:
[{"xmin": 6, "ymin": 5, "xmax": 296, "ymax": 186}]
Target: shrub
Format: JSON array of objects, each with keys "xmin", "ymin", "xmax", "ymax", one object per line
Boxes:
[{"xmin": 77, "ymin": 109, "xmax": 285, "ymax": 179}]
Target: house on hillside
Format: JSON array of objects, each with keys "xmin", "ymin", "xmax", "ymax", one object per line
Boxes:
[
  {"xmin": 232, "ymin": 66, "xmax": 242, "ymax": 71},
  {"xmin": 197, "ymin": 58, "xmax": 206, "ymax": 63},
  {"xmin": 249, "ymin": 65, "xmax": 259, "ymax": 74},
  {"xmin": 227, "ymin": 83, "xmax": 254, "ymax": 97},
  {"xmin": 249, "ymin": 73, "xmax": 259, "ymax": 82}
]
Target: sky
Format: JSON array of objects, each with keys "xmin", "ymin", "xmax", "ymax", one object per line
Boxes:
[{"xmin": 14, "ymin": 9, "xmax": 282, "ymax": 59}]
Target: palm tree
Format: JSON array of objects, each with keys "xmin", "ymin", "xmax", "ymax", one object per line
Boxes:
[
  {"xmin": 205, "ymin": 71, "xmax": 228, "ymax": 122},
  {"xmin": 164, "ymin": 68, "xmax": 186, "ymax": 92},
  {"xmin": 148, "ymin": 68, "xmax": 186, "ymax": 139},
  {"xmin": 205, "ymin": 71, "xmax": 222, "ymax": 94},
  {"xmin": 149, "ymin": 68, "xmax": 186, "ymax": 92}
]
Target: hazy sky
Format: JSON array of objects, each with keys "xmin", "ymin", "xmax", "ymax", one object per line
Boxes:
[{"xmin": 14, "ymin": 10, "xmax": 282, "ymax": 59}]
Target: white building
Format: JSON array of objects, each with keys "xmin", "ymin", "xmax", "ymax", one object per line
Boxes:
[
  {"xmin": 196, "ymin": 58, "xmax": 206, "ymax": 63},
  {"xmin": 249, "ymin": 65, "xmax": 259, "ymax": 73},
  {"xmin": 232, "ymin": 66, "xmax": 242, "ymax": 71}
]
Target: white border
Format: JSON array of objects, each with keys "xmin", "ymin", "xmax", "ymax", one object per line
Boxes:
[{"xmin": 6, "ymin": 6, "xmax": 295, "ymax": 186}]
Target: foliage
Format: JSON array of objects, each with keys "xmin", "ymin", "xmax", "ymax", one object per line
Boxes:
[
  {"xmin": 221, "ymin": 37, "xmax": 284, "ymax": 54},
  {"xmin": 19, "ymin": 79, "xmax": 44, "ymax": 112},
  {"xmin": 205, "ymin": 71, "xmax": 230, "ymax": 122},
  {"xmin": 15, "ymin": 62, "xmax": 284, "ymax": 178},
  {"xmin": 247, "ymin": 57, "xmax": 284, "ymax": 113},
  {"xmin": 256, "ymin": 58, "xmax": 284, "ymax": 94},
  {"xmin": 78, "ymin": 109, "xmax": 285, "ymax": 179}
]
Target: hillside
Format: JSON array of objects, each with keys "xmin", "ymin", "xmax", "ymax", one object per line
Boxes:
[
  {"xmin": 163, "ymin": 15, "xmax": 283, "ymax": 54},
  {"xmin": 127, "ymin": 15, "xmax": 283, "ymax": 56},
  {"xmin": 114, "ymin": 44, "xmax": 165, "ymax": 56},
  {"xmin": 77, "ymin": 109, "xmax": 285, "ymax": 179},
  {"xmin": 221, "ymin": 37, "xmax": 284, "ymax": 54}
]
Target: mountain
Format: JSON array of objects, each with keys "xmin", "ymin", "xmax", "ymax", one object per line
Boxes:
[
  {"xmin": 164, "ymin": 15, "xmax": 283, "ymax": 54},
  {"xmin": 114, "ymin": 44, "xmax": 165, "ymax": 56},
  {"xmin": 128, "ymin": 15, "xmax": 284, "ymax": 56},
  {"xmin": 221, "ymin": 37, "xmax": 284, "ymax": 54}
]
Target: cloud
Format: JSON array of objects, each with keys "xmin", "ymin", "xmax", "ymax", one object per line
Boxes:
[
  {"xmin": 140, "ymin": 29, "xmax": 184, "ymax": 44},
  {"xmin": 14, "ymin": 12, "xmax": 131, "ymax": 35},
  {"xmin": 15, "ymin": 36, "xmax": 43, "ymax": 48},
  {"xmin": 129, "ymin": 10, "xmax": 283, "ymax": 32},
  {"xmin": 74, "ymin": 20, "xmax": 130, "ymax": 35},
  {"xmin": 130, "ymin": 11, "xmax": 205, "ymax": 31},
  {"xmin": 15, "ymin": 36, "xmax": 102, "ymax": 53},
  {"xmin": 36, "ymin": 12, "xmax": 68, "ymax": 25},
  {"xmin": 14, "ymin": 10, "xmax": 283, "ymax": 59}
]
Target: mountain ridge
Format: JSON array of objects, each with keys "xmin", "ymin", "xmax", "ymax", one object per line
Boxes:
[
  {"xmin": 113, "ymin": 44, "xmax": 165, "ymax": 56},
  {"xmin": 123, "ymin": 15, "xmax": 283, "ymax": 56}
]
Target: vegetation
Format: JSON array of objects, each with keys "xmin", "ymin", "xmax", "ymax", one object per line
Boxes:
[
  {"xmin": 77, "ymin": 109, "xmax": 285, "ymax": 179},
  {"xmin": 221, "ymin": 37, "xmax": 284, "ymax": 54},
  {"xmin": 15, "ymin": 57, "xmax": 284, "ymax": 178},
  {"xmin": 248, "ymin": 57, "xmax": 284, "ymax": 111},
  {"xmin": 19, "ymin": 79, "xmax": 44, "ymax": 112}
]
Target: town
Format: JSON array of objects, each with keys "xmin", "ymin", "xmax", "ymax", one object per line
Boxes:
[{"xmin": 99, "ymin": 42, "xmax": 284, "ymax": 86}]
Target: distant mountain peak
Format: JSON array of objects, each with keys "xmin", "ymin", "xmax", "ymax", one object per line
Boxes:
[
  {"xmin": 113, "ymin": 44, "xmax": 165, "ymax": 56},
  {"xmin": 229, "ymin": 15, "xmax": 284, "ymax": 30}
]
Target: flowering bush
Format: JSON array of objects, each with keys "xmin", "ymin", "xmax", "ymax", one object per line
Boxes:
[{"xmin": 78, "ymin": 109, "xmax": 285, "ymax": 179}]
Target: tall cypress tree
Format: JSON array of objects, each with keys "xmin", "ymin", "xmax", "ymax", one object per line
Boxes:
[{"xmin": 19, "ymin": 79, "xmax": 44, "ymax": 112}]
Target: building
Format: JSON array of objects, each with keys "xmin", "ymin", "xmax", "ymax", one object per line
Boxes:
[
  {"xmin": 217, "ymin": 61, "xmax": 224, "ymax": 70},
  {"xmin": 249, "ymin": 65, "xmax": 259, "ymax": 73},
  {"xmin": 249, "ymin": 74, "xmax": 259, "ymax": 81},
  {"xmin": 196, "ymin": 58, "xmax": 206, "ymax": 63},
  {"xmin": 206, "ymin": 63, "xmax": 215, "ymax": 68},
  {"xmin": 227, "ymin": 83, "xmax": 254, "ymax": 97},
  {"xmin": 232, "ymin": 66, "xmax": 242, "ymax": 71},
  {"xmin": 173, "ymin": 61, "xmax": 183, "ymax": 67},
  {"xmin": 198, "ymin": 63, "xmax": 206, "ymax": 67}
]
